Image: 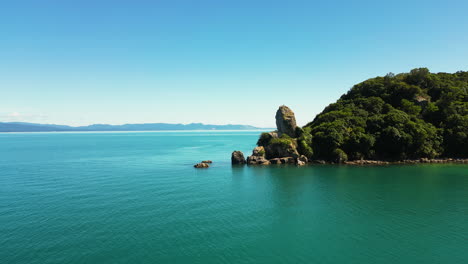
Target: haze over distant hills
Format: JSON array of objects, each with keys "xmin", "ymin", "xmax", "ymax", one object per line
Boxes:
[{"xmin": 0, "ymin": 122, "xmax": 266, "ymax": 132}]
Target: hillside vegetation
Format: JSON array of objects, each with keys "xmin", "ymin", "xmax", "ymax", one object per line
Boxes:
[{"xmin": 300, "ymin": 68, "xmax": 467, "ymax": 162}]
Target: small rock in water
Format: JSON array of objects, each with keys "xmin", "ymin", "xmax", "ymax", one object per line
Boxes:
[
  {"xmin": 202, "ymin": 160, "xmax": 213, "ymax": 163},
  {"xmin": 194, "ymin": 163, "xmax": 210, "ymax": 168},
  {"xmin": 231, "ymin": 151, "xmax": 246, "ymax": 165}
]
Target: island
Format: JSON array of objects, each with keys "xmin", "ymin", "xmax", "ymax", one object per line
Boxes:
[{"xmin": 232, "ymin": 68, "xmax": 468, "ymax": 165}]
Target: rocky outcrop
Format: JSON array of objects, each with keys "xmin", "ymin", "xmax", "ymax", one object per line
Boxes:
[
  {"xmin": 296, "ymin": 160, "xmax": 306, "ymax": 166},
  {"xmin": 231, "ymin": 151, "xmax": 246, "ymax": 165},
  {"xmin": 232, "ymin": 106, "xmax": 312, "ymax": 166},
  {"xmin": 275, "ymin": 105, "xmax": 298, "ymax": 137},
  {"xmin": 202, "ymin": 160, "xmax": 213, "ymax": 164},
  {"xmin": 268, "ymin": 131, "xmax": 279, "ymax": 139},
  {"xmin": 415, "ymin": 95, "xmax": 429, "ymax": 109},
  {"xmin": 280, "ymin": 157, "xmax": 295, "ymax": 164},
  {"xmin": 298, "ymin": 155, "xmax": 308, "ymax": 163},
  {"xmin": 252, "ymin": 146, "xmax": 266, "ymax": 157},
  {"xmin": 270, "ymin": 157, "xmax": 302, "ymax": 165},
  {"xmin": 264, "ymin": 140, "xmax": 299, "ymax": 159},
  {"xmin": 270, "ymin": 158, "xmax": 282, "ymax": 164},
  {"xmin": 296, "ymin": 155, "xmax": 308, "ymax": 166},
  {"xmin": 194, "ymin": 162, "xmax": 210, "ymax": 168},
  {"xmin": 246, "ymin": 146, "xmax": 271, "ymax": 165},
  {"xmin": 242, "ymin": 106, "xmax": 303, "ymax": 166},
  {"xmin": 264, "ymin": 105, "xmax": 300, "ymax": 160},
  {"xmin": 247, "ymin": 155, "xmax": 271, "ymax": 165}
]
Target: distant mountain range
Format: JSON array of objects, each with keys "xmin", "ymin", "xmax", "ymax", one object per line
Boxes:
[{"xmin": 0, "ymin": 122, "xmax": 266, "ymax": 132}]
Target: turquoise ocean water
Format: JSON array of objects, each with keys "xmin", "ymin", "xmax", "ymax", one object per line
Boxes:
[{"xmin": 0, "ymin": 131, "xmax": 467, "ymax": 264}]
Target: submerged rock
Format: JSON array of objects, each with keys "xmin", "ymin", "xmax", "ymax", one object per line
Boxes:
[
  {"xmin": 231, "ymin": 151, "xmax": 246, "ymax": 165},
  {"xmin": 275, "ymin": 105, "xmax": 298, "ymax": 137}
]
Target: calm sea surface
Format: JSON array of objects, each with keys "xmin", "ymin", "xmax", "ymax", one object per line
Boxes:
[{"xmin": 0, "ymin": 131, "xmax": 467, "ymax": 264}]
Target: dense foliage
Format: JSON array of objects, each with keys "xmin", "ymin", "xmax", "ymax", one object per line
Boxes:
[{"xmin": 303, "ymin": 68, "xmax": 468, "ymax": 161}]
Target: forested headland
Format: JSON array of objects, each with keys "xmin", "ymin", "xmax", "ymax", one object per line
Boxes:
[{"xmin": 251, "ymin": 68, "xmax": 467, "ymax": 164}]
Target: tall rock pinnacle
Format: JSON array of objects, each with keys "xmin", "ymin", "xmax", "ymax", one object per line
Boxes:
[{"xmin": 275, "ymin": 105, "xmax": 297, "ymax": 137}]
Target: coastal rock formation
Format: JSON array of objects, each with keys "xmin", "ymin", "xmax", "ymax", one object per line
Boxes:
[
  {"xmin": 343, "ymin": 158, "xmax": 468, "ymax": 165},
  {"xmin": 297, "ymin": 155, "xmax": 308, "ymax": 166},
  {"xmin": 233, "ymin": 69, "xmax": 468, "ymax": 166},
  {"xmin": 231, "ymin": 151, "xmax": 246, "ymax": 165},
  {"xmin": 194, "ymin": 162, "xmax": 210, "ymax": 168},
  {"xmin": 202, "ymin": 160, "xmax": 213, "ymax": 163},
  {"xmin": 270, "ymin": 158, "xmax": 281, "ymax": 164},
  {"xmin": 265, "ymin": 140, "xmax": 299, "ymax": 159},
  {"xmin": 269, "ymin": 157, "xmax": 297, "ymax": 165},
  {"xmin": 298, "ymin": 155, "xmax": 308, "ymax": 163},
  {"xmin": 242, "ymin": 105, "xmax": 305, "ymax": 166},
  {"xmin": 268, "ymin": 131, "xmax": 279, "ymax": 139},
  {"xmin": 252, "ymin": 146, "xmax": 266, "ymax": 157},
  {"xmin": 275, "ymin": 105, "xmax": 298, "ymax": 137},
  {"xmin": 247, "ymin": 146, "xmax": 271, "ymax": 165},
  {"xmin": 263, "ymin": 106, "xmax": 301, "ymax": 160},
  {"xmin": 280, "ymin": 157, "xmax": 295, "ymax": 164},
  {"xmin": 247, "ymin": 155, "xmax": 271, "ymax": 165}
]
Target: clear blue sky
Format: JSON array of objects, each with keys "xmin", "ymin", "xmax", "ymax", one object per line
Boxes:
[{"xmin": 1, "ymin": 0, "xmax": 467, "ymax": 127}]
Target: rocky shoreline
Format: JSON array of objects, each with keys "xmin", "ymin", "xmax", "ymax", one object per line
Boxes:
[
  {"xmin": 343, "ymin": 158, "xmax": 468, "ymax": 165},
  {"xmin": 230, "ymin": 150, "xmax": 468, "ymax": 166},
  {"xmin": 229, "ymin": 105, "xmax": 468, "ymax": 167}
]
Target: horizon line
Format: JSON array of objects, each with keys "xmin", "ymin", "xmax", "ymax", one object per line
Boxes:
[{"xmin": 0, "ymin": 121, "xmax": 274, "ymax": 129}]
